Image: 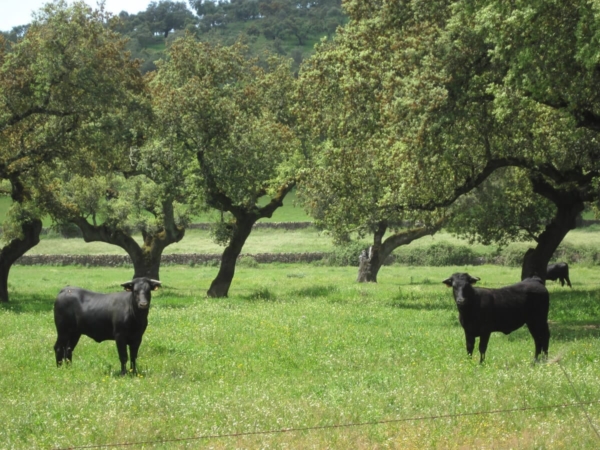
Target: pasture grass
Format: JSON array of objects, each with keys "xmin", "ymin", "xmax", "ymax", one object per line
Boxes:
[
  {"xmin": 28, "ymin": 226, "xmax": 600, "ymax": 259},
  {"xmin": 1, "ymin": 264, "xmax": 599, "ymax": 449}
]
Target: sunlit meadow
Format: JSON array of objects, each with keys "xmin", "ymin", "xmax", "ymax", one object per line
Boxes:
[{"xmin": 1, "ymin": 263, "xmax": 599, "ymax": 449}]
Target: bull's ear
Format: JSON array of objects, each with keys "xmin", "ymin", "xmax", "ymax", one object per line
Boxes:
[
  {"xmin": 442, "ymin": 278, "xmax": 453, "ymax": 287},
  {"xmin": 150, "ymin": 280, "xmax": 162, "ymax": 291},
  {"xmin": 468, "ymin": 276, "xmax": 481, "ymax": 284},
  {"xmin": 121, "ymin": 281, "xmax": 134, "ymax": 292}
]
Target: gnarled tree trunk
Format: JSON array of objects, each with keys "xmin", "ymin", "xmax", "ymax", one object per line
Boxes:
[
  {"xmin": 521, "ymin": 180, "xmax": 586, "ymax": 280},
  {"xmin": 357, "ymin": 218, "xmax": 447, "ymax": 283},
  {"xmin": 0, "ymin": 219, "xmax": 42, "ymax": 302},
  {"xmin": 207, "ymin": 216, "xmax": 255, "ymax": 298},
  {"xmin": 72, "ymin": 201, "xmax": 185, "ymax": 281},
  {"xmin": 206, "ymin": 183, "xmax": 295, "ymax": 298}
]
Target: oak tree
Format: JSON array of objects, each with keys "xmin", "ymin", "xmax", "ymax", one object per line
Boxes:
[
  {"xmin": 150, "ymin": 37, "xmax": 303, "ymax": 297},
  {"xmin": 301, "ymin": 0, "xmax": 600, "ymax": 279},
  {"xmin": 0, "ymin": 1, "xmax": 145, "ymax": 301}
]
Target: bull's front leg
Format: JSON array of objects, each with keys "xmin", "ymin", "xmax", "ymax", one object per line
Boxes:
[
  {"xmin": 478, "ymin": 332, "xmax": 491, "ymax": 363},
  {"xmin": 464, "ymin": 331, "xmax": 475, "ymax": 358},
  {"xmin": 115, "ymin": 339, "xmax": 129, "ymax": 375},
  {"xmin": 129, "ymin": 338, "xmax": 143, "ymax": 374}
]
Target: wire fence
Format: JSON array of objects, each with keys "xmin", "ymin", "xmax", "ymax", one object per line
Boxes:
[{"xmin": 53, "ymin": 381, "xmax": 600, "ymax": 450}]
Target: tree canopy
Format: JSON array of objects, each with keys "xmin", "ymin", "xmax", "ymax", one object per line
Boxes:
[
  {"xmin": 149, "ymin": 36, "xmax": 303, "ymax": 296},
  {"xmin": 298, "ymin": 0, "xmax": 600, "ymax": 278},
  {"xmin": 0, "ymin": 0, "xmax": 146, "ymax": 301}
]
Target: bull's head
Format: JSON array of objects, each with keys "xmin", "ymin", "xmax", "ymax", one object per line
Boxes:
[
  {"xmin": 121, "ymin": 278, "xmax": 162, "ymax": 310},
  {"xmin": 442, "ymin": 273, "xmax": 480, "ymax": 306}
]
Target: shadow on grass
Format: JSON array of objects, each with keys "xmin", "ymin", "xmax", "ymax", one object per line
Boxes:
[
  {"xmin": 0, "ymin": 294, "xmax": 54, "ymax": 314},
  {"xmin": 550, "ymin": 288, "xmax": 600, "ymax": 321},
  {"xmin": 242, "ymin": 287, "xmax": 278, "ymax": 302},
  {"xmin": 388, "ymin": 291, "xmax": 454, "ymax": 311},
  {"xmin": 549, "ymin": 321, "xmax": 600, "ymax": 342},
  {"xmin": 291, "ymin": 285, "xmax": 338, "ymax": 298}
]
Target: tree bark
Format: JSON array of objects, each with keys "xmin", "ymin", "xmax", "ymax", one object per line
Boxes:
[
  {"xmin": 72, "ymin": 200, "xmax": 185, "ymax": 280},
  {"xmin": 357, "ymin": 217, "xmax": 447, "ymax": 283},
  {"xmin": 0, "ymin": 219, "xmax": 42, "ymax": 302},
  {"xmin": 520, "ymin": 180, "xmax": 586, "ymax": 280},
  {"xmin": 207, "ymin": 215, "xmax": 255, "ymax": 298},
  {"xmin": 206, "ymin": 182, "xmax": 296, "ymax": 298}
]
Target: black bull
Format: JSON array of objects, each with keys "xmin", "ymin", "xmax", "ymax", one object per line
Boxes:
[
  {"xmin": 443, "ymin": 273, "xmax": 550, "ymax": 363},
  {"xmin": 53, "ymin": 278, "xmax": 161, "ymax": 375}
]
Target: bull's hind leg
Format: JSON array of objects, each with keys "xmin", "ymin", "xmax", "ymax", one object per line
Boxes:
[
  {"xmin": 66, "ymin": 334, "xmax": 81, "ymax": 363},
  {"xmin": 54, "ymin": 333, "xmax": 80, "ymax": 366},
  {"xmin": 54, "ymin": 335, "xmax": 67, "ymax": 367},
  {"xmin": 527, "ymin": 322, "xmax": 550, "ymax": 362}
]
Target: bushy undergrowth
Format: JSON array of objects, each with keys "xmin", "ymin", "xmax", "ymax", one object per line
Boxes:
[
  {"xmin": 394, "ymin": 242, "xmax": 478, "ymax": 266},
  {"xmin": 324, "ymin": 241, "xmax": 367, "ymax": 266},
  {"xmin": 325, "ymin": 241, "xmax": 600, "ymax": 268}
]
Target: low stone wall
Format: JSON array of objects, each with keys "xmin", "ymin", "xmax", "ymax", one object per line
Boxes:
[
  {"xmin": 15, "ymin": 252, "xmax": 328, "ymax": 267},
  {"xmin": 187, "ymin": 222, "xmax": 314, "ymax": 230}
]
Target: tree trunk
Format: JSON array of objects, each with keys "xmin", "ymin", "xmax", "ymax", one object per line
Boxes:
[
  {"xmin": 357, "ymin": 218, "xmax": 447, "ymax": 283},
  {"xmin": 521, "ymin": 181, "xmax": 586, "ymax": 280},
  {"xmin": 0, "ymin": 219, "xmax": 42, "ymax": 302},
  {"xmin": 132, "ymin": 250, "xmax": 163, "ymax": 280},
  {"xmin": 207, "ymin": 217, "xmax": 255, "ymax": 298},
  {"xmin": 73, "ymin": 211, "xmax": 185, "ymax": 282}
]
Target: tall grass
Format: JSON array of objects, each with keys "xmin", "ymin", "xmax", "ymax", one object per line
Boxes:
[{"xmin": 1, "ymin": 265, "xmax": 599, "ymax": 449}]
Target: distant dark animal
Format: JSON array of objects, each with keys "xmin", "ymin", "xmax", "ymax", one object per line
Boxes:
[
  {"xmin": 442, "ymin": 273, "xmax": 550, "ymax": 363},
  {"xmin": 53, "ymin": 278, "xmax": 161, "ymax": 375},
  {"xmin": 546, "ymin": 262, "xmax": 572, "ymax": 288}
]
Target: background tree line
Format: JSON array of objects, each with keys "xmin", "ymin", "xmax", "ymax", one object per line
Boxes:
[
  {"xmin": 1, "ymin": 0, "xmax": 599, "ymax": 303},
  {"xmin": 1, "ymin": 0, "xmax": 346, "ymax": 74}
]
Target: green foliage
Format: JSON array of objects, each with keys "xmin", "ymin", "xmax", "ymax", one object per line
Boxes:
[
  {"xmin": 1, "ymin": 265, "xmax": 599, "ymax": 448},
  {"xmin": 447, "ymin": 168, "xmax": 556, "ymax": 246},
  {"xmin": 0, "ymin": 201, "xmax": 40, "ymax": 243},
  {"xmin": 237, "ymin": 255, "xmax": 259, "ymax": 268},
  {"xmin": 109, "ymin": 0, "xmax": 346, "ymax": 74},
  {"xmin": 209, "ymin": 218, "xmax": 235, "ymax": 246},
  {"xmin": 322, "ymin": 240, "xmax": 367, "ymax": 266},
  {"xmin": 394, "ymin": 242, "xmax": 478, "ymax": 267}
]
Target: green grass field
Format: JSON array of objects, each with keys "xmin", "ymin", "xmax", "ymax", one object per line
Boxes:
[{"xmin": 1, "ymin": 264, "xmax": 599, "ymax": 449}]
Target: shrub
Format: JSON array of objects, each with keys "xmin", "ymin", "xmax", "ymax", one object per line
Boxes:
[
  {"xmin": 238, "ymin": 256, "xmax": 259, "ymax": 268},
  {"xmin": 395, "ymin": 242, "xmax": 477, "ymax": 266},
  {"xmin": 495, "ymin": 246, "xmax": 527, "ymax": 267},
  {"xmin": 323, "ymin": 241, "xmax": 367, "ymax": 267}
]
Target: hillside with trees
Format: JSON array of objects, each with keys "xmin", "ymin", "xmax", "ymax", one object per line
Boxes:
[{"xmin": 2, "ymin": 1, "xmax": 345, "ymax": 73}]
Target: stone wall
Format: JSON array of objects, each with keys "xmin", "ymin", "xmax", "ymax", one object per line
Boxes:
[{"xmin": 15, "ymin": 252, "xmax": 327, "ymax": 267}]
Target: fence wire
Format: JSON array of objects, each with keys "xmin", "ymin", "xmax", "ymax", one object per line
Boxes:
[{"xmin": 53, "ymin": 398, "xmax": 600, "ymax": 450}]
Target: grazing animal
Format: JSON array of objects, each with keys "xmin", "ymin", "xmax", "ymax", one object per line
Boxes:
[
  {"xmin": 53, "ymin": 278, "xmax": 161, "ymax": 375},
  {"xmin": 442, "ymin": 273, "xmax": 550, "ymax": 363},
  {"xmin": 546, "ymin": 262, "xmax": 572, "ymax": 288}
]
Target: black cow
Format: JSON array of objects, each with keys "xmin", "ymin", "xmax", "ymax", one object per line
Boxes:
[
  {"xmin": 546, "ymin": 262, "xmax": 572, "ymax": 288},
  {"xmin": 442, "ymin": 273, "xmax": 550, "ymax": 363},
  {"xmin": 53, "ymin": 278, "xmax": 161, "ymax": 375}
]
